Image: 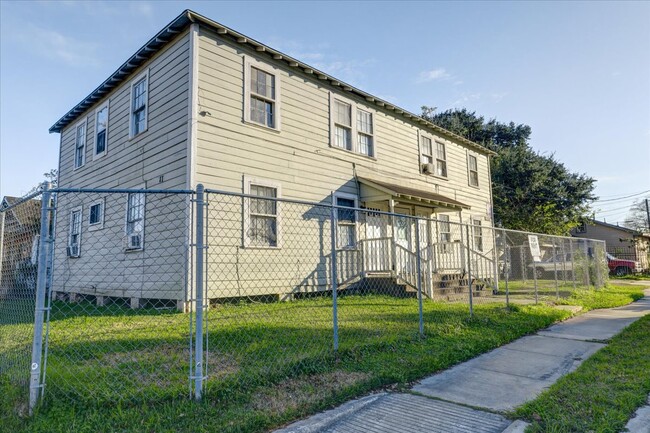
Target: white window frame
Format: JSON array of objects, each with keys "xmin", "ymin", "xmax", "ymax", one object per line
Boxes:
[
  {"xmin": 68, "ymin": 206, "xmax": 82, "ymax": 258},
  {"xmin": 243, "ymin": 57, "xmax": 282, "ymax": 131},
  {"xmin": 472, "ymin": 218, "xmax": 483, "ymax": 252},
  {"xmin": 129, "ymin": 70, "xmax": 149, "ymax": 139},
  {"xmin": 243, "ymin": 175, "xmax": 282, "ymax": 248},
  {"xmin": 333, "ymin": 192, "xmax": 359, "ymax": 250},
  {"xmin": 467, "ymin": 152, "xmax": 480, "ymax": 188},
  {"xmin": 329, "ymin": 92, "xmax": 376, "ymax": 158},
  {"xmin": 125, "ymin": 192, "xmax": 145, "ymax": 251},
  {"xmin": 73, "ymin": 119, "xmax": 87, "ymax": 170},
  {"xmin": 437, "ymin": 214, "xmax": 451, "ymax": 254},
  {"xmin": 88, "ymin": 199, "xmax": 105, "ymax": 231},
  {"xmin": 93, "ymin": 101, "xmax": 110, "ymax": 159}
]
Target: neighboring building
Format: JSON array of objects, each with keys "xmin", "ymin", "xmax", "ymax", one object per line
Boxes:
[
  {"xmin": 572, "ymin": 220, "xmax": 649, "ymax": 271},
  {"xmin": 48, "ymin": 10, "xmax": 497, "ymax": 309},
  {"xmin": 0, "ymin": 197, "xmax": 41, "ymax": 293}
]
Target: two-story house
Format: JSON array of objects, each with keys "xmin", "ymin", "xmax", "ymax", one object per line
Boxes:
[{"xmin": 49, "ymin": 10, "xmax": 496, "ymax": 310}]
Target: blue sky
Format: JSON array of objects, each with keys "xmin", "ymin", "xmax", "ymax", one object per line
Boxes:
[{"xmin": 1, "ymin": 1, "xmax": 649, "ymax": 225}]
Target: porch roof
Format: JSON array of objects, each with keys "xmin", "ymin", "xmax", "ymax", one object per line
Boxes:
[{"xmin": 358, "ymin": 178, "xmax": 470, "ymax": 211}]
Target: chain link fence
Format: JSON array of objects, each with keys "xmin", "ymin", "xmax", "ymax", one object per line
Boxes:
[{"xmin": 1, "ymin": 186, "xmax": 608, "ymax": 413}]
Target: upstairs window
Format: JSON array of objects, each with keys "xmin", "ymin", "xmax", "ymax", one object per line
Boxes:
[
  {"xmin": 333, "ymin": 100, "xmax": 352, "ymax": 150},
  {"xmin": 130, "ymin": 72, "xmax": 148, "ymax": 137},
  {"xmin": 356, "ymin": 110, "xmax": 374, "ymax": 156},
  {"xmin": 330, "ymin": 94, "xmax": 375, "ymax": 157},
  {"xmin": 126, "ymin": 193, "xmax": 145, "ymax": 250},
  {"xmin": 244, "ymin": 59, "xmax": 281, "ymax": 130},
  {"xmin": 421, "ymin": 136, "xmax": 434, "ymax": 165},
  {"xmin": 435, "ymin": 141, "xmax": 447, "ymax": 177},
  {"xmin": 94, "ymin": 103, "xmax": 109, "ymax": 158},
  {"xmin": 468, "ymin": 154, "xmax": 479, "ymax": 187},
  {"xmin": 74, "ymin": 121, "xmax": 86, "ymax": 169}
]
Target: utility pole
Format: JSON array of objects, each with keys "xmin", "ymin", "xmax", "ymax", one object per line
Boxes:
[{"xmin": 645, "ymin": 199, "xmax": 650, "ymax": 231}]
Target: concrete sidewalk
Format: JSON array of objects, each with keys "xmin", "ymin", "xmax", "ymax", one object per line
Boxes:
[{"xmin": 276, "ymin": 288, "xmax": 650, "ymax": 433}]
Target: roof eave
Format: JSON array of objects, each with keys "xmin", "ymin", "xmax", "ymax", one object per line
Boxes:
[{"xmin": 49, "ymin": 9, "xmax": 496, "ymax": 156}]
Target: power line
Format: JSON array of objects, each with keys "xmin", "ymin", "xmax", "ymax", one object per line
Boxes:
[{"xmin": 594, "ymin": 190, "xmax": 649, "ymax": 203}]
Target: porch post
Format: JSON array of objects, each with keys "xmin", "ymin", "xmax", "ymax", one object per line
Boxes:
[
  {"xmin": 389, "ymin": 199, "xmax": 396, "ymax": 275},
  {"xmin": 464, "ymin": 224, "xmax": 473, "ymax": 318}
]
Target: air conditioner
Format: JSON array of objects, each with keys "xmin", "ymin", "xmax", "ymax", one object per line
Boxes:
[
  {"xmin": 422, "ymin": 163, "xmax": 435, "ymax": 175},
  {"xmin": 67, "ymin": 245, "xmax": 80, "ymax": 258},
  {"xmin": 126, "ymin": 232, "xmax": 142, "ymax": 250}
]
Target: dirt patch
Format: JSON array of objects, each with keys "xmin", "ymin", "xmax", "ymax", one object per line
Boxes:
[{"xmin": 251, "ymin": 370, "xmax": 371, "ymax": 415}]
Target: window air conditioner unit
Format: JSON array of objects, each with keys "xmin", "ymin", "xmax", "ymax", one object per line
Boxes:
[
  {"xmin": 67, "ymin": 245, "xmax": 80, "ymax": 258},
  {"xmin": 422, "ymin": 163, "xmax": 435, "ymax": 175},
  {"xmin": 126, "ymin": 233, "xmax": 142, "ymax": 250}
]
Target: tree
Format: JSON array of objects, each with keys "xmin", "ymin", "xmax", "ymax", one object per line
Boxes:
[
  {"xmin": 624, "ymin": 197, "xmax": 650, "ymax": 232},
  {"xmin": 26, "ymin": 169, "xmax": 58, "ymax": 195},
  {"xmin": 422, "ymin": 107, "xmax": 596, "ymax": 235}
]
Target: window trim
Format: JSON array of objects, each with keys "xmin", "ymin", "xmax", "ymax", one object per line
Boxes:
[
  {"xmin": 333, "ymin": 191, "xmax": 359, "ymax": 250},
  {"xmin": 329, "ymin": 92, "xmax": 376, "ymax": 159},
  {"xmin": 467, "ymin": 152, "xmax": 480, "ymax": 188},
  {"xmin": 93, "ymin": 100, "xmax": 110, "ymax": 160},
  {"xmin": 68, "ymin": 206, "xmax": 82, "ymax": 258},
  {"xmin": 73, "ymin": 118, "xmax": 87, "ymax": 170},
  {"xmin": 125, "ymin": 192, "xmax": 146, "ymax": 252},
  {"xmin": 243, "ymin": 175, "xmax": 282, "ymax": 249},
  {"xmin": 243, "ymin": 57, "xmax": 282, "ymax": 131},
  {"xmin": 437, "ymin": 214, "xmax": 451, "ymax": 254},
  {"xmin": 88, "ymin": 199, "xmax": 105, "ymax": 231},
  {"xmin": 472, "ymin": 217, "xmax": 483, "ymax": 252},
  {"xmin": 129, "ymin": 70, "xmax": 150, "ymax": 139}
]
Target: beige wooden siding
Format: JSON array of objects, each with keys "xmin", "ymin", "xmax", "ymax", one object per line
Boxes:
[
  {"xmin": 196, "ymin": 27, "xmax": 494, "ymax": 298},
  {"xmin": 52, "ymin": 32, "xmax": 192, "ymax": 302}
]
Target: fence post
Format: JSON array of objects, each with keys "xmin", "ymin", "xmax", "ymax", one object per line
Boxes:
[
  {"xmin": 329, "ymin": 193, "xmax": 339, "ymax": 352},
  {"xmin": 552, "ymin": 238, "xmax": 559, "ymax": 299},
  {"xmin": 569, "ymin": 239, "xmax": 576, "ymax": 292},
  {"xmin": 29, "ymin": 182, "xmax": 51, "ymax": 414},
  {"xmin": 415, "ymin": 219, "xmax": 424, "ymax": 337},
  {"xmin": 505, "ymin": 241, "xmax": 510, "ymax": 307},
  {"xmin": 193, "ymin": 184, "xmax": 205, "ymax": 400},
  {"xmin": 465, "ymin": 224, "xmax": 473, "ymax": 318}
]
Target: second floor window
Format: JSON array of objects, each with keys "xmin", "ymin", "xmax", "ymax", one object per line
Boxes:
[
  {"xmin": 95, "ymin": 104, "xmax": 109, "ymax": 157},
  {"xmin": 435, "ymin": 141, "xmax": 447, "ymax": 177},
  {"xmin": 74, "ymin": 122, "xmax": 86, "ymax": 169},
  {"xmin": 468, "ymin": 154, "xmax": 479, "ymax": 187},
  {"xmin": 356, "ymin": 110, "xmax": 373, "ymax": 156},
  {"xmin": 250, "ymin": 67, "xmax": 276, "ymax": 128},
  {"xmin": 131, "ymin": 73, "xmax": 148, "ymax": 137},
  {"xmin": 330, "ymin": 94, "xmax": 375, "ymax": 157}
]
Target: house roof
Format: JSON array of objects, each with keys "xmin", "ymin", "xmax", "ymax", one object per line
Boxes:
[
  {"xmin": 590, "ymin": 219, "xmax": 650, "ymax": 238},
  {"xmin": 358, "ymin": 177, "xmax": 470, "ymax": 210},
  {"xmin": 48, "ymin": 10, "xmax": 496, "ymax": 156}
]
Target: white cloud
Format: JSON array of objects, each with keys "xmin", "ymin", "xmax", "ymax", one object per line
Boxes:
[
  {"xmin": 417, "ymin": 68, "xmax": 451, "ymax": 83},
  {"xmin": 18, "ymin": 24, "xmax": 100, "ymax": 67},
  {"xmin": 452, "ymin": 92, "xmax": 482, "ymax": 106}
]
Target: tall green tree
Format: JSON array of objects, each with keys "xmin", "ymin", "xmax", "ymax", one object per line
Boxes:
[{"xmin": 422, "ymin": 108, "xmax": 595, "ymax": 235}]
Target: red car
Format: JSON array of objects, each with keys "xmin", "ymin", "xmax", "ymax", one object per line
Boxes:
[{"xmin": 606, "ymin": 253, "xmax": 640, "ymax": 276}]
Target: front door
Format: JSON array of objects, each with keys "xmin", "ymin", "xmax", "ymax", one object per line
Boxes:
[
  {"xmin": 364, "ymin": 209, "xmax": 390, "ymax": 271},
  {"xmin": 393, "ymin": 206, "xmax": 413, "ymax": 279}
]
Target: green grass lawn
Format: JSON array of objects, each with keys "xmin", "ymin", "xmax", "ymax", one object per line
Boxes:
[
  {"xmin": 514, "ymin": 314, "xmax": 650, "ymax": 433},
  {"xmin": 1, "ymin": 284, "xmax": 645, "ymax": 433}
]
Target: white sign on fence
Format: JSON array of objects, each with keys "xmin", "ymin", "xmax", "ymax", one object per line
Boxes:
[{"xmin": 528, "ymin": 235, "xmax": 542, "ymax": 262}]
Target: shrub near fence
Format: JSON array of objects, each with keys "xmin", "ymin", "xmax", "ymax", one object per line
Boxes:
[{"xmin": 0, "ymin": 185, "xmax": 608, "ymax": 414}]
